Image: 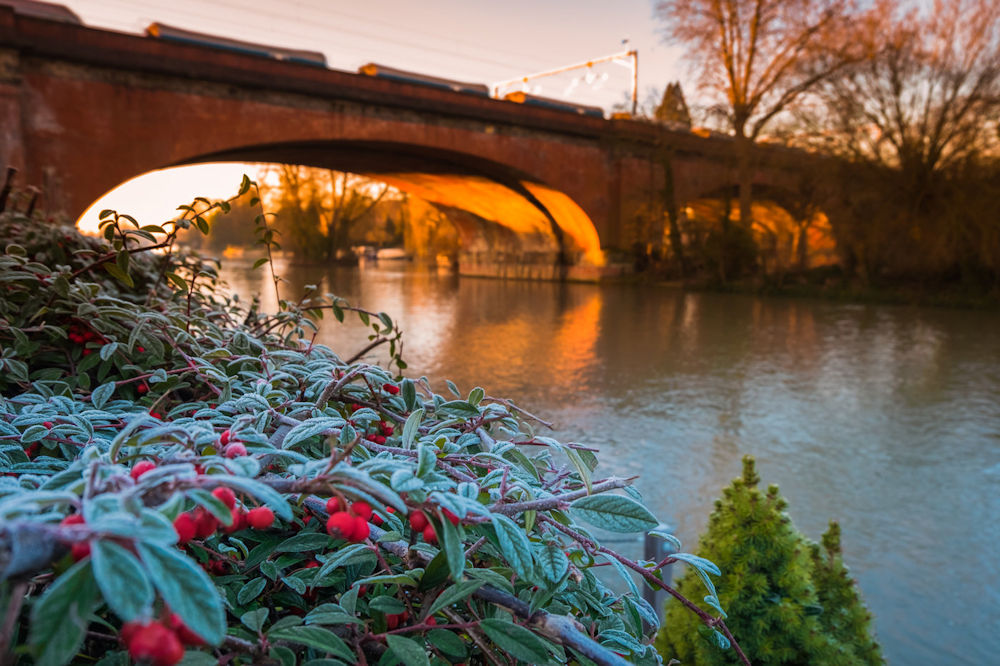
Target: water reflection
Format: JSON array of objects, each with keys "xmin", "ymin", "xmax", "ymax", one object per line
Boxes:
[{"xmin": 218, "ymin": 259, "xmax": 1000, "ymax": 665}]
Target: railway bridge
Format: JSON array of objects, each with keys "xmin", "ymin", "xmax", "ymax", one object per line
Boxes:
[{"xmin": 0, "ymin": 5, "xmax": 831, "ymax": 278}]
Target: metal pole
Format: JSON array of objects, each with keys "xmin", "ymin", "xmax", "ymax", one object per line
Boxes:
[
  {"xmin": 642, "ymin": 521, "xmax": 677, "ymax": 620},
  {"xmin": 630, "ymin": 50, "xmax": 639, "ymax": 117}
]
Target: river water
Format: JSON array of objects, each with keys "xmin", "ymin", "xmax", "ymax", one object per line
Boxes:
[{"xmin": 220, "ymin": 258, "xmax": 999, "ymax": 665}]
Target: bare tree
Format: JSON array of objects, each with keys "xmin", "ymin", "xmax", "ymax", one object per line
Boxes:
[
  {"xmin": 655, "ymin": 0, "xmax": 859, "ymax": 236},
  {"xmin": 810, "ymin": 0, "xmax": 1000, "ymax": 175},
  {"xmin": 804, "ymin": 0, "xmax": 1000, "ymax": 282},
  {"xmin": 269, "ymin": 166, "xmax": 391, "ymax": 262}
]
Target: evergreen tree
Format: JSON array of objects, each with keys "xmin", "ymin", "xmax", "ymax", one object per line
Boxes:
[
  {"xmin": 657, "ymin": 456, "xmax": 882, "ymax": 665},
  {"xmin": 655, "ymin": 81, "xmax": 692, "ymax": 127},
  {"xmin": 811, "ymin": 522, "xmax": 884, "ymax": 664}
]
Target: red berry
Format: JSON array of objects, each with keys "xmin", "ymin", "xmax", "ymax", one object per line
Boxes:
[
  {"xmin": 222, "ymin": 507, "xmax": 246, "ymax": 534},
  {"xmin": 246, "ymin": 507, "xmax": 274, "ymax": 529},
  {"xmin": 212, "ymin": 487, "xmax": 237, "ymax": 509},
  {"xmin": 61, "ymin": 514, "xmax": 85, "ymax": 526},
  {"xmin": 371, "ymin": 513, "xmax": 384, "ymax": 527},
  {"xmin": 425, "ymin": 616, "xmax": 437, "ymax": 626},
  {"xmin": 131, "ymin": 460, "xmax": 156, "ymax": 480},
  {"xmin": 409, "ymin": 511, "xmax": 428, "ymax": 532},
  {"xmin": 136, "ymin": 346, "xmax": 145, "ymax": 353},
  {"xmin": 173, "ymin": 512, "xmax": 196, "ymax": 544},
  {"xmin": 386, "ymin": 506, "xmax": 396, "ymax": 514},
  {"xmin": 192, "ymin": 508, "xmax": 219, "ymax": 538},
  {"xmin": 219, "ymin": 429, "xmax": 230, "ymax": 446},
  {"xmin": 168, "ymin": 613, "xmax": 206, "ymax": 646},
  {"xmin": 442, "ymin": 508, "xmax": 460, "ymax": 526},
  {"xmin": 380, "ymin": 421, "xmax": 394, "ymax": 436},
  {"xmin": 71, "ymin": 541, "xmax": 91, "ymax": 561},
  {"xmin": 352, "ymin": 515, "xmax": 370, "ymax": 542},
  {"xmin": 223, "ymin": 442, "xmax": 247, "ymax": 458},
  {"xmin": 120, "ymin": 621, "xmax": 141, "ymax": 645},
  {"xmin": 382, "ymin": 383, "xmax": 400, "ymax": 395},
  {"xmin": 137, "ymin": 383, "xmax": 148, "ymax": 395},
  {"xmin": 422, "ymin": 525, "xmax": 437, "ymax": 544},
  {"xmin": 326, "ymin": 511, "xmax": 356, "ymax": 540},
  {"xmin": 127, "ymin": 622, "xmax": 185, "ymax": 666},
  {"xmin": 350, "ymin": 501, "xmax": 372, "ymax": 520},
  {"xmin": 325, "ymin": 496, "xmax": 346, "ymax": 514},
  {"xmin": 24, "ymin": 443, "xmax": 39, "ymax": 458},
  {"xmin": 386, "ymin": 613, "xmax": 399, "ymax": 629},
  {"xmin": 82, "ymin": 349, "xmax": 91, "ymax": 356},
  {"xmin": 42, "ymin": 421, "xmax": 53, "ymax": 428},
  {"xmin": 304, "ymin": 559, "xmax": 320, "ymax": 568}
]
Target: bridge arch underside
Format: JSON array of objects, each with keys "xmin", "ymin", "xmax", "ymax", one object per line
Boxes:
[
  {"xmin": 679, "ymin": 184, "xmax": 838, "ymax": 272},
  {"xmin": 187, "ymin": 141, "xmax": 605, "ymax": 268}
]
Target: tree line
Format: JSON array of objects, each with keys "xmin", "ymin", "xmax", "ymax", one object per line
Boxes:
[{"xmin": 652, "ymin": 0, "xmax": 1000, "ymax": 292}]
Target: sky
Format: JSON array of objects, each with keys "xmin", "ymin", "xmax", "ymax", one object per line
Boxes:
[{"xmin": 58, "ymin": 0, "xmax": 690, "ymax": 230}]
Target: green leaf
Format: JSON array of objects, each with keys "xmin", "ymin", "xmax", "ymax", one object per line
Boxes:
[
  {"xmin": 427, "ymin": 629, "xmax": 467, "ymax": 658},
  {"xmin": 99, "ymin": 341, "xmax": 118, "ymax": 362},
  {"xmin": 479, "ymin": 619, "xmax": 550, "ymax": 663},
  {"xmin": 535, "ymin": 543, "xmax": 569, "ymax": 585},
  {"xmin": 91, "ymin": 382, "xmax": 115, "ymax": 410},
  {"xmin": 315, "ymin": 542, "xmax": 374, "ymax": 580},
  {"xmin": 670, "ymin": 552, "xmax": 722, "ymax": 576},
  {"xmin": 267, "ymin": 626, "xmax": 354, "ymax": 661},
  {"xmin": 437, "ymin": 400, "xmax": 479, "ymax": 419},
  {"xmin": 275, "ymin": 532, "xmax": 332, "ymax": 552},
  {"xmin": 282, "ymin": 417, "xmax": 344, "ymax": 449},
  {"xmin": 425, "ymin": 580, "xmax": 483, "ymax": 617},
  {"xmin": 30, "ymin": 559, "xmax": 98, "ymax": 666},
  {"xmin": 166, "ymin": 272, "xmax": 188, "ymax": 292},
  {"xmin": 401, "ymin": 408, "xmax": 423, "ymax": 449},
  {"xmin": 19, "ymin": 424, "xmax": 48, "ymax": 443},
  {"xmin": 385, "ymin": 634, "xmax": 430, "ymax": 666},
  {"xmin": 415, "ymin": 443, "xmax": 436, "ymax": 478},
  {"xmin": 136, "ymin": 542, "xmax": 226, "ymax": 646},
  {"xmin": 570, "ymin": 494, "xmax": 658, "ymax": 533},
  {"xmin": 490, "ymin": 514, "xmax": 533, "ymax": 579},
  {"xmin": 401, "ymin": 378, "xmax": 417, "ymax": 412},
  {"xmin": 241, "ymin": 608, "xmax": 269, "ymax": 633},
  {"xmin": 565, "ymin": 448, "xmax": 592, "ymax": 495},
  {"xmin": 438, "ymin": 511, "xmax": 465, "ymax": 581},
  {"xmin": 237, "ymin": 577, "xmax": 268, "ymax": 606},
  {"xmin": 91, "ymin": 540, "xmax": 154, "ymax": 622}
]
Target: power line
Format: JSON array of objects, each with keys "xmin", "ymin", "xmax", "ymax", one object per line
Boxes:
[{"xmin": 69, "ymin": 0, "xmax": 546, "ymax": 77}]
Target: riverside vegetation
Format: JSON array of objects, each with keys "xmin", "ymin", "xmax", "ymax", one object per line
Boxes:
[
  {"xmin": 656, "ymin": 457, "xmax": 882, "ymax": 665},
  {"xmin": 0, "ymin": 177, "xmax": 751, "ymax": 665}
]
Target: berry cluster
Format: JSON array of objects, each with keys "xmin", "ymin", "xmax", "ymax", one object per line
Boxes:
[
  {"xmin": 324, "ymin": 498, "xmax": 372, "ymax": 542},
  {"xmin": 172, "ymin": 487, "xmax": 274, "ymax": 544},
  {"xmin": 121, "ymin": 614, "xmax": 204, "ymax": 666},
  {"xmin": 219, "ymin": 429, "xmax": 248, "ymax": 458},
  {"xmin": 364, "ymin": 420, "xmax": 395, "ymax": 445},
  {"xmin": 67, "ymin": 322, "xmax": 106, "ymax": 355},
  {"xmin": 408, "ymin": 507, "xmax": 460, "ymax": 544}
]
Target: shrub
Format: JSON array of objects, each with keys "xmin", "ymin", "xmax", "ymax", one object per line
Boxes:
[
  {"xmin": 656, "ymin": 456, "xmax": 882, "ymax": 665},
  {"xmin": 0, "ymin": 181, "xmax": 745, "ymax": 665}
]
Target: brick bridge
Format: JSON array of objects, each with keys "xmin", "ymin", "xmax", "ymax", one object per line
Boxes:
[{"xmin": 0, "ymin": 6, "xmax": 828, "ymax": 278}]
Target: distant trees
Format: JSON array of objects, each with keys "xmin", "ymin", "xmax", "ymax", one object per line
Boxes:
[
  {"xmin": 803, "ymin": 0, "xmax": 1000, "ymax": 283},
  {"xmin": 269, "ymin": 166, "xmax": 392, "ymax": 262},
  {"xmin": 655, "ymin": 0, "xmax": 860, "ymax": 231}
]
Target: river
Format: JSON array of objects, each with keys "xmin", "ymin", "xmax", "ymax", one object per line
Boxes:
[{"xmin": 219, "ymin": 258, "xmax": 1000, "ymax": 665}]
